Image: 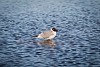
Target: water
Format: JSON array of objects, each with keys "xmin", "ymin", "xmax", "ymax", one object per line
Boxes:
[{"xmin": 0, "ymin": 0, "xmax": 100, "ymax": 67}]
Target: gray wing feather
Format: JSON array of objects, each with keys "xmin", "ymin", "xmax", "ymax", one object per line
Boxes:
[{"xmin": 39, "ymin": 31, "xmax": 54, "ymax": 38}]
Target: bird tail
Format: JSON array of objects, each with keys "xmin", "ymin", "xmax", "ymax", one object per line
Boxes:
[{"xmin": 33, "ymin": 35, "xmax": 38, "ymax": 37}]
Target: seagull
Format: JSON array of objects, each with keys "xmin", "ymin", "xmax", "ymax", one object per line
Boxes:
[{"xmin": 33, "ymin": 28, "xmax": 58, "ymax": 39}]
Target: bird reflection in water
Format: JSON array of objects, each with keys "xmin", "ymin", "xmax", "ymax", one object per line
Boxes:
[{"xmin": 38, "ymin": 39, "xmax": 56, "ymax": 47}]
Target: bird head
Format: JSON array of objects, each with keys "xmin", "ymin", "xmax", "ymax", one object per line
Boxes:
[{"xmin": 51, "ymin": 28, "xmax": 58, "ymax": 32}]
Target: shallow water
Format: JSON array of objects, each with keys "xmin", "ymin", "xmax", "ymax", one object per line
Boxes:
[{"xmin": 0, "ymin": 0, "xmax": 100, "ymax": 67}]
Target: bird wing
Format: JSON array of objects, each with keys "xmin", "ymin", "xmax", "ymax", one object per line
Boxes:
[{"xmin": 39, "ymin": 31, "xmax": 54, "ymax": 38}]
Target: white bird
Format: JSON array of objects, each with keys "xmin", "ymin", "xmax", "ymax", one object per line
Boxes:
[{"xmin": 33, "ymin": 28, "xmax": 58, "ymax": 39}]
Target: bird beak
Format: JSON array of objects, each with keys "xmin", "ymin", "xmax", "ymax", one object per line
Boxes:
[{"xmin": 55, "ymin": 29, "xmax": 58, "ymax": 32}]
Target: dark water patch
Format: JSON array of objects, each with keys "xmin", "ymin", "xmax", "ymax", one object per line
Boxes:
[{"xmin": 0, "ymin": 63, "xmax": 7, "ymax": 67}]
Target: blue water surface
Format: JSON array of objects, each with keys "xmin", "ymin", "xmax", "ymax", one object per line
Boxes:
[{"xmin": 0, "ymin": 0, "xmax": 100, "ymax": 67}]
